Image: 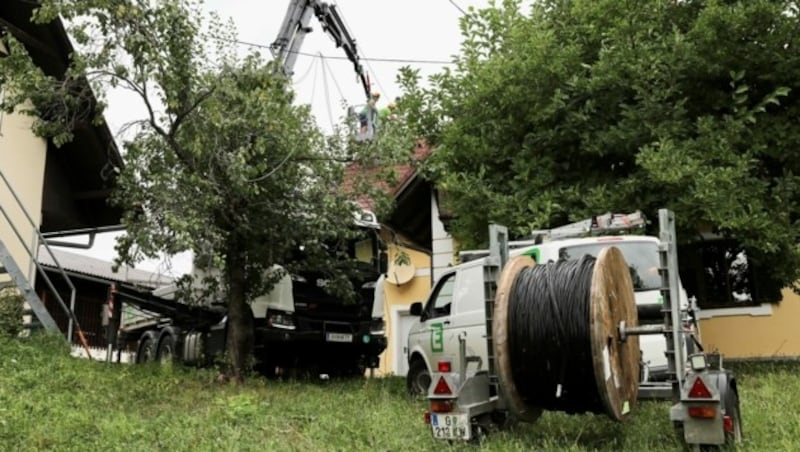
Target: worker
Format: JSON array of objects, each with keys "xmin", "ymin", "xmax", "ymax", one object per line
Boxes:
[
  {"xmin": 378, "ymin": 102, "xmax": 398, "ymax": 122},
  {"xmin": 359, "ymin": 92, "xmax": 380, "ymax": 134}
]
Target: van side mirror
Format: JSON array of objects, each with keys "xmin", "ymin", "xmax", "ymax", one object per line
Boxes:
[
  {"xmin": 378, "ymin": 251, "xmax": 388, "ymax": 275},
  {"xmin": 410, "ymin": 302, "xmax": 423, "ymax": 316}
]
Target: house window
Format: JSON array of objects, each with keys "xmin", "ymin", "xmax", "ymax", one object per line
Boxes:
[{"xmin": 678, "ymin": 239, "xmax": 780, "ymax": 309}]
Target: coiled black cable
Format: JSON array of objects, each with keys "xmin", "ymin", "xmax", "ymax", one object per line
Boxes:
[{"xmin": 508, "ymin": 255, "xmax": 604, "ymax": 414}]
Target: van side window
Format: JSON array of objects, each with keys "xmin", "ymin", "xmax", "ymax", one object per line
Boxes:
[{"xmin": 423, "ymin": 273, "xmax": 456, "ymax": 320}]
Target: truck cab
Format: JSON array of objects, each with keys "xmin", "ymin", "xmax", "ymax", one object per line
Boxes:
[{"xmin": 406, "ymin": 232, "xmax": 692, "ymax": 395}]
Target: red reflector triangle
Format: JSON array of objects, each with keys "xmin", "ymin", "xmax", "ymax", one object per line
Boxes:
[
  {"xmin": 433, "ymin": 376, "xmax": 452, "ymax": 395},
  {"xmin": 689, "ymin": 377, "xmax": 712, "ymax": 398}
]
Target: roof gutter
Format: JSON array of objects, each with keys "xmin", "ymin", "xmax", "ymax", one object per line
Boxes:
[{"xmin": 41, "ymin": 224, "xmax": 127, "ymax": 249}]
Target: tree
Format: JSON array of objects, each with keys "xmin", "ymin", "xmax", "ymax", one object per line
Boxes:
[
  {"xmin": 400, "ymin": 0, "xmax": 800, "ymax": 291},
  {"xmin": 1, "ymin": 0, "xmax": 407, "ymax": 381}
]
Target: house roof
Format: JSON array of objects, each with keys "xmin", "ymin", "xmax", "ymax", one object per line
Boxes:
[
  {"xmin": 343, "ymin": 140, "xmax": 433, "ymax": 250},
  {"xmin": 1, "ymin": 1, "xmax": 125, "ymax": 233},
  {"xmin": 38, "ymin": 246, "xmax": 172, "ymax": 289}
]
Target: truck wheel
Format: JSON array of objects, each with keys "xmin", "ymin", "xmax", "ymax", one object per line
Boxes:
[
  {"xmin": 136, "ymin": 331, "xmax": 158, "ymax": 363},
  {"xmin": 157, "ymin": 332, "xmax": 177, "ymax": 364},
  {"xmin": 407, "ymin": 358, "xmax": 431, "ymax": 397}
]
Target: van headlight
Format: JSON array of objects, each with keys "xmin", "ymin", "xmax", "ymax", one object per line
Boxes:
[{"xmin": 267, "ymin": 311, "xmax": 296, "ymax": 330}]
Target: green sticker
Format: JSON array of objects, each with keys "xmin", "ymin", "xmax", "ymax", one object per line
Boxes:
[
  {"xmin": 431, "ymin": 322, "xmax": 444, "ymax": 353},
  {"xmin": 622, "ymin": 400, "xmax": 630, "ymax": 415}
]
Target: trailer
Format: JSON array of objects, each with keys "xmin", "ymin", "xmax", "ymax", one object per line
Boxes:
[{"xmin": 420, "ymin": 209, "xmax": 743, "ymax": 448}]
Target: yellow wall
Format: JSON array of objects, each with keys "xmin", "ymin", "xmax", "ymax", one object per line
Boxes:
[
  {"xmin": 376, "ymin": 244, "xmax": 431, "ymax": 376},
  {"xmin": 699, "ymin": 289, "xmax": 800, "ymax": 359},
  {"xmin": 0, "ymin": 98, "xmax": 48, "ymax": 281}
]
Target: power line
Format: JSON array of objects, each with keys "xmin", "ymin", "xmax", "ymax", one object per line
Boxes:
[
  {"xmin": 321, "ymin": 54, "xmax": 346, "ymax": 102},
  {"xmin": 448, "ymin": 0, "xmax": 468, "ymax": 15},
  {"xmin": 213, "ymin": 36, "xmax": 453, "ymax": 65},
  {"xmin": 291, "ymin": 54, "xmax": 318, "ymax": 85},
  {"xmin": 320, "ymin": 53, "xmax": 335, "ymax": 129}
]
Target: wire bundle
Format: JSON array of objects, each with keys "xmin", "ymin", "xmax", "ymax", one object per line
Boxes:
[{"xmin": 508, "ymin": 255, "xmax": 605, "ymax": 414}]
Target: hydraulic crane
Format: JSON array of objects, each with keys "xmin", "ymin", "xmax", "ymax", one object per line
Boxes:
[{"xmin": 270, "ymin": 0, "xmax": 371, "ymax": 101}]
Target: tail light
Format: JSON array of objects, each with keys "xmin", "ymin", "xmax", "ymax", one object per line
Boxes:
[
  {"xmin": 423, "ymin": 411, "xmax": 431, "ymax": 424},
  {"xmin": 688, "ymin": 406, "xmax": 716, "ymax": 419},
  {"xmin": 430, "ymin": 400, "xmax": 453, "ymax": 413},
  {"xmin": 437, "ymin": 361, "xmax": 451, "ymax": 372},
  {"xmin": 688, "ymin": 377, "xmax": 712, "ymax": 398},
  {"xmin": 723, "ymin": 415, "xmax": 733, "ymax": 432}
]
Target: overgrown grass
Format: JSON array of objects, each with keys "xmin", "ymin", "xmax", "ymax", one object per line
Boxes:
[{"xmin": 1, "ymin": 335, "xmax": 798, "ymax": 451}]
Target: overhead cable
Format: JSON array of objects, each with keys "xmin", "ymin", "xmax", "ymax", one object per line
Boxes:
[
  {"xmin": 213, "ymin": 36, "xmax": 453, "ymax": 65},
  {"xmin": 448, "ymin": 0, "xmax": 468, "ymax": 15}
]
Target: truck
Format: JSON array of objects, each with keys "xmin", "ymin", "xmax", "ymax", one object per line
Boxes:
[
  {"xmin": 105, "ymin": 209, "xmax": 389, "ymax": 377},
  {"xmin": 406, "ymin": 211, "xmax": 694, "ymax": 397}
]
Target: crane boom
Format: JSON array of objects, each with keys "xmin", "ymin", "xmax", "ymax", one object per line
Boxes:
[{"xmin": 271, "ymin": 0, "xmax": 371, "ymax": 100}]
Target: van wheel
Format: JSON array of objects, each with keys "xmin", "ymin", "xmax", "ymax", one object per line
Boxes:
[{"xmin": 407, "ymin": 358, "xmax": 431, "ymax": 397}]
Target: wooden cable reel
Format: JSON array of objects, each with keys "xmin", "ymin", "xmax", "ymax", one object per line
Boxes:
[{"xmin": 492, "ymin": 246, "xmax": 640, "ymax": 422}]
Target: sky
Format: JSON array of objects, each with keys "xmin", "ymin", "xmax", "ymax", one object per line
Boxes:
[{"xmin": 63, "ymin": 0, "xmax": 498, "ymax": 277}]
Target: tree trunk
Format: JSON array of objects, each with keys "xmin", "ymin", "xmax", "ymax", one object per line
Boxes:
[{"xmin": 224, "ymin": 235, "xmax": 254, "ymax": 383}]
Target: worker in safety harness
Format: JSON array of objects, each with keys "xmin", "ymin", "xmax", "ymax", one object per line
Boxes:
[
  {"xmin": 359, "ymin": 92, "xmax": 380, "ymax": 134},
  {"xmin": 378, "ymin": 101, "xmax": 398, "ymax": 123}
]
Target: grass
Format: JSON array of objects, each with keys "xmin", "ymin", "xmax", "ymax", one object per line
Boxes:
[{"xmin": 1, "ymin": 335, "xmax": 799, "ymax": 451}]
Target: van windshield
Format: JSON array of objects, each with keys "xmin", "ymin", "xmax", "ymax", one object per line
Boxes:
[{"xmin": 558, "ymin": 241, "xmax": 660, "ymax": 291}]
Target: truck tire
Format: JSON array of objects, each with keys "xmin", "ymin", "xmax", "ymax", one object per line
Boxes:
[
  {"xmin": 157, "ymin": 331, "xmax": 178, "ymax": 364},
  {"xmin": 407, "ymin": 358, "xmax": 431, "ymax": 397},
  {"xmin": 136, "ymin": 331, "xmax": 158, "ymax": 363}
]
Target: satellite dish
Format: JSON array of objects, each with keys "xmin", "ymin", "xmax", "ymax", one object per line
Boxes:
[{"xmin": 387, "ymin": 260, "xmax": 415, "ymax": 286}]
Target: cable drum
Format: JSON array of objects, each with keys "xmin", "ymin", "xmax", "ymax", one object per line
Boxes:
[{"xmin": 492, "ymin": 247, "xmax": 639, "ymax": 423}]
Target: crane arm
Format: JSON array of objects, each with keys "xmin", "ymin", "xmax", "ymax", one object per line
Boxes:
[{"xmin": 270, "ymin": 0, "xmax": 371, "ymax": 100}]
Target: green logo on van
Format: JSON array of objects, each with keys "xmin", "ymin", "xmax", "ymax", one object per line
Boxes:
[{"xmin": 431, "ymin": 322, "xmax": 444, "ymax": 353}]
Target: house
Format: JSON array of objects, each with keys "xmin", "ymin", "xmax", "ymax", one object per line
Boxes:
[{"xmin": 0, "ymin": 3, "xmax": 124, "ymax": 338}]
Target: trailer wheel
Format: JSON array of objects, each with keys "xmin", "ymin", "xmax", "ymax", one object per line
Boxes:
[
  {"xmin": 407, "ymin": 358, "xmax": 431, "ymax": 397},
  {"xmin": 136, "ymin": 331, "xmax": 158, "ymax": 363},
  {"xmin": 157, "ymin": 332, "xmax": 178, "ymax": 364}
]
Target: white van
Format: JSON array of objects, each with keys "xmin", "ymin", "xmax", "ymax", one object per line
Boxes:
[{"xmin": 406, "ymin": 234, "xmax": 690, "ymax": 395}]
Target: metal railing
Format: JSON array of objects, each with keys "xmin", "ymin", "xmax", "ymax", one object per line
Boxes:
[{"xmin": 0, "ymin": 167, "xmax": 81, "ymax": 342}]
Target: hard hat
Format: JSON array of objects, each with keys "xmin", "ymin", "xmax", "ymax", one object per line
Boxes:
[{"xmin": 371, "ymin": 92, "xmax": 381, "ymax": 98}]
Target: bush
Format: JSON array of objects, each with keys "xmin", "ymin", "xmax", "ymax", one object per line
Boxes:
[{"xmin": 0, "ymin": 288, "xmax": 23, "ymax": 337}]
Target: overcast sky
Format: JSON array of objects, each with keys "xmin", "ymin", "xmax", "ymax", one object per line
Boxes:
[{"xmin": 66, "ymin": 0, "xmax": 499, "ymax": 276}]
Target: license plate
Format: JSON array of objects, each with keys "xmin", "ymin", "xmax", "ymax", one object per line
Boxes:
[
  {"xmin": 431, "ymin": 414, "xmax": 470, "ymax": 440},
  {"xmin": 325, "ymin": 332, "xmax": 353, "ymax": 343}
]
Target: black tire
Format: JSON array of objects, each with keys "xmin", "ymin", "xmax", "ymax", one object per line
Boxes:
[
  {"xmin": 136, "ymin": 331, "xmax": 158, "ymax": 363},
  {"xmin": 156, "ymin": 332, "xmax": 177, "ymax": 364},
  {"xmin": 407, "ymin": 358, "xmax": 431, "ymax": 397}
]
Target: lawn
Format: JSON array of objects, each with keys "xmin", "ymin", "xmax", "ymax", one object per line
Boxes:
[{"xmin": 1, "ymin": 335, "xmax": 798, "ymax": 451}]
